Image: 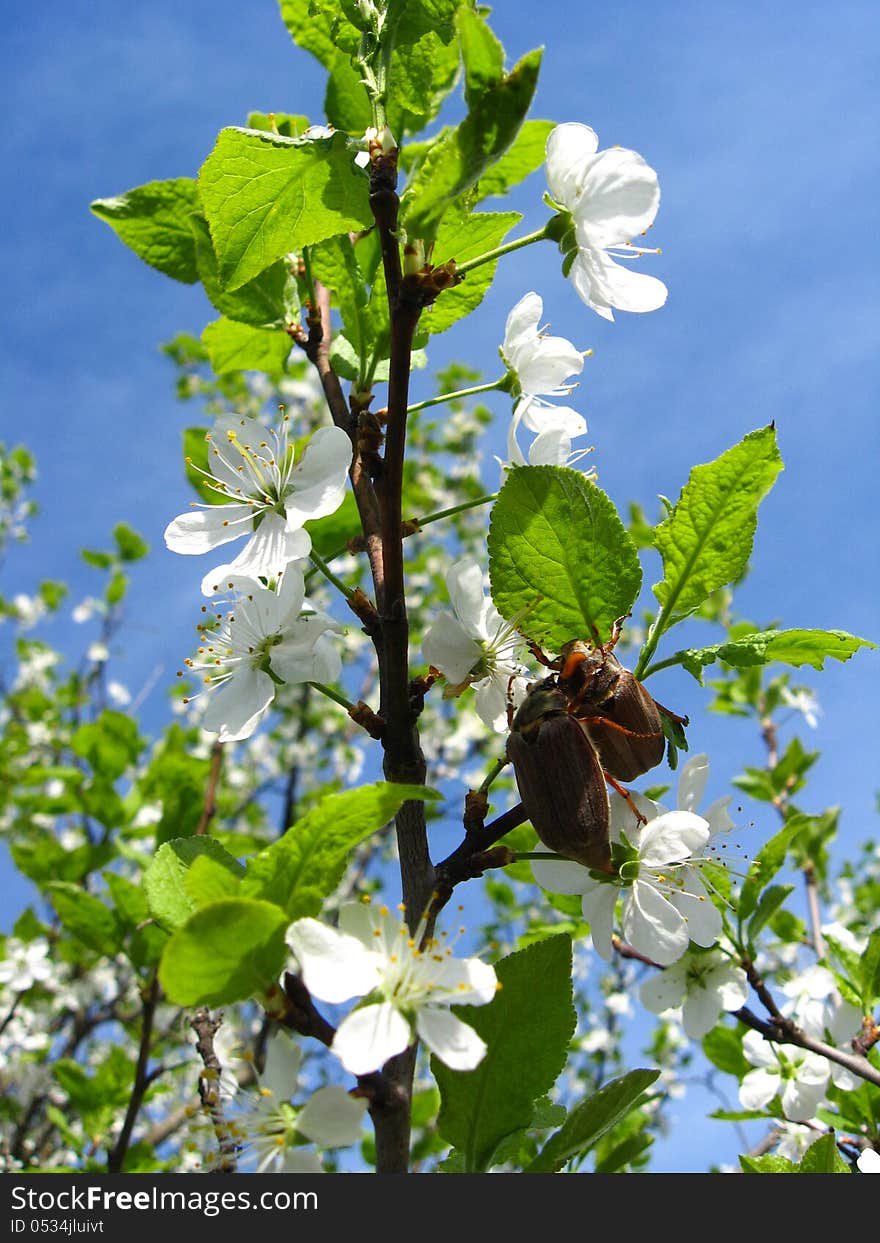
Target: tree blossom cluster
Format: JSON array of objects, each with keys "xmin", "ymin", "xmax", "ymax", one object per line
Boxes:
[{"xmin": 164, "ymin": 412, "xmax": 352, "ymax": 742}]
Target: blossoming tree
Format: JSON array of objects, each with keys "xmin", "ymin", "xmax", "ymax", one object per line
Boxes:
[{"xmin": 2, "ymin": 1, "xmax": 878, "ymax": 1176}]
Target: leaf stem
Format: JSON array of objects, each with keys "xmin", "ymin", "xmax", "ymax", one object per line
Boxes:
[
  {"xmin": 407, "ymin": 379, "xmax": 506, "ymax": 414},
  {"xmin": 455, "ymin": 224, "xmax": 553, "ymax": 277},
  {"xmin": 307, "ymin": 681, "xmax": 355, "ymax": 712},
  {"xmin": 412, "ymin": 493, "xmax": 498, "ymax": 530},
  {"xmin": 309, "ymin": 548, "xmax": 355, "ymax": 599}
]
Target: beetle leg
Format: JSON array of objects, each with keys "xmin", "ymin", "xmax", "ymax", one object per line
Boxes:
[
  {"xmin": 652, "ymin": 697, "xmax": 690, "ymax": 728},
  {"xmin": 527, "ymin": 639, "xmax": 560, "ymax": 670},
  {"xmin": 604, "ymin": 772, "xmax": 649, "ymax": 825}
]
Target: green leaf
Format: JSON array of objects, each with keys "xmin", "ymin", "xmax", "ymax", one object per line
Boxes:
[
  {"xmin": 70, "ymin": 711, "xmax": 143, "ymax": 782},
  {"xmin": 740, "ymin": 1153, "xmax": 797, "ymax": 1173},
  {"xmin": 112, "ymin": 523, "xmax": 149, "ymax": 562},
  {"xmin": 309, "ymin": 234, "xmax": 371, "ymax": 360},
  {"xmin": 488, "ymin": 465, "xmax": 642, "ymax": 650},
  {"xmin": 91, "ymin": 178, "xmax": 200, "ymax": 282},
  {"xmin": 240, "ymin": 782, "xmax": 440, "ymax": 919},
  {"xmin": 144, "ymin": 837, "xmax": 246, "ymax": 932},
  {"xmin": 675, "ymin": 628, "xmax": 876, "ymax": 683},
  {"xmin": 278, "ymin": 0, "xmax": 360, "ymax": 67},
  {"xmin": 747, "ymin": 884, "xmax": 794, "ymax": 941},
  {"xmin": 47, "ymin": 883, "xmax": 120, "ymax": 957},
  {"xmin": 474, "ymin": 120, "xmax": 556, "ymax": 202},
  {"xmin": 797, "ymin": 1133, "xmax": 850, "ymax": 1173},
  {"xmin": 434, "ymin": 934, "xmax": 576, "ymax": 1172},
  {"xmin": 424, "ymin": 210, "xmax": 521, "ymax": 335},
  {"xmin": 738, "ymin": 815, "xmax": 810, "ymax": 923},
  {"xmin": 185, "ymin": 854, "xmax": 244, "ymax": 907},
  {"xmin": 201, "ymin": 317, "xmax": 292, "ymax": 376},
  {"xmin": 324, "ymin": 55, "xmax": 372, "ymax": 132},
  {"xmin": 401, "ymin": 46, "xmax": 542, "ymax": 240},
  {"xmin": 457, "ymin": 6, "xmax": 504, "ymax": 106},
  {"xmin": 387, "ymin": 20, "xmax": 461, "ymax": 137},
  {"xmin": 103, "ymin": 872, "xmax": 149, "ymax": 928},
  {"xmin": 702, "ymin": 1026, "xmax": 750, "ymax": 1078},
  {"xmin": 199, "ymin": 127, "xmax": 370, "ymax": 290},
  {"xmin": 526, "ymin": 1069, "xmax": 660, "ymax": 1173},
  {"xmin": 191, "ymin": 214, "xmax": 297, "ymax": 329},
  {"xmin": 860, "ymin": 929, "xmax": 880, "ymax": 1008},
  {"xmin": 159, "ymin": 898, "xmax": 289, "ymax": 1006},
  {"xmin": 652, "ymin": 426, "xmax": 783, "ymax": 625}
]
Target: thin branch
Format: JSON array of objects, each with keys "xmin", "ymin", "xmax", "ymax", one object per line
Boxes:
[
  {"xmin": 195, "ymin": 740, "xmax": 223, "ymax": 836},
  {"xmin": 106, "ymin": 973, "xmax": 160, "ymax": 1173},
  {"xmin": 734, "ymin": 1005, "xmax": 880, "ymax": 1089},
  {"xmin": 190, "ymin": 1008, "xmax": 238, "ymax": 1173}
]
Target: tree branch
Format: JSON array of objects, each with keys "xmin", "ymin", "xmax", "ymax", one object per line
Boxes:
[{"xmin": 106, "ymin": 973, "xmax": 159, "ymax": 1173}]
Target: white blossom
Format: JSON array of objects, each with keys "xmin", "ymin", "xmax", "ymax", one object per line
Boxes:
[
  {"xmin": 286, "ymin": 899, "xmax": 499, "ymax": 1076},
  {"xmin": 639, "ymin": 948, "xmax": 748, "ymax": 1040},
  {"xmin": 857, "ymin": 1148, "xmax": 880, "ymax": 1173},
  {"xmin": 499, "ymin": 292, "xmax": 588, "ymax": 466},
  {"xmin": 545, "ymin": 123, "xmax": 666, "ymax": 320},
  {"xmin": 229, "ymin": 1032, "xmax": 366, "ymax": 1173},
  {"xmin": 182, "ymin": 571, "xmax": 343, "ymax": 744},
  {"xmin": 532, "ymin": 792, "xmax": 723, "ymax": 967},
  {"xmin": 780, "ymin": 685, "xmax": 822, "ymax": 729},
  {"xmin": 164, "ymin": 414, "xmax": 350, "ymax": 596},
  {"xmin": 422, "ymin": 558, "xmax": 527, "ymax": 732},
  {"xmin": 0, "ymin": 938, "xmax": 53, "ymax": 993},
  {"xmin": 738, "ymin": 1029, "xmax": 829, "ymax": 1122}
]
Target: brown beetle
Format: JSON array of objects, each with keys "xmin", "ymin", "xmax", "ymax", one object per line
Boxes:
[
  {"xmin": 532, "ymin": 617, "xmax": 688, "ymax": 783},
  {"xmin": 506, "ymin": 680, "xmax": 613, "ymax": 874}
]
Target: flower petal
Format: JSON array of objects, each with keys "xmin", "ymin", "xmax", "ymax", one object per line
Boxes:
[
  {"xmin": 676, "ymin": 753, "xmax": 710, "ymax": 814},
  {"xmin": 639, "ymin": 811, "xmax": 710, "ymax": 867},
  {"xmin": 331, "ymin": 1002, "xmax": 412, "ymax": 1075},
  {"xmin": 296, "ymin": 1085, "xmax": 367, "ymax": 1147},
  {"xmin": 164, "ymin": 504, "xmax": 253, "ymax": 555},
  {"xmin": 514, "ymin": 336, "xmax": 584, "ymax": 397},
  {"xmin": 581, "ymin": 883, "xmax": 618, "ymax": 961},
  {"xmin": 623, "ymin": 880, "xmax": 689, "ymax": 966},
  {"xmin": 670, "ymin": 877, "xmax": 722, "ymax": 948},
  {"xmin": 259, "ymin": 1031, "xmax": 302, "ymax": 1099},
  {"xmin": 528, "ymin": 426, "xmax": 574, "ymax": 465},
  {"xmin": 739, "ymin": 1067, "xmax": 779, "ymax": 1111},
  {"xmin": 416, "ymin": 1008, "xmax": 487, "ymax": 1071},
  {"xmin": 284, "ymin": 426, "xmax": 352, "ymax": 526},
  {"xmin": 502, "ymin": 292, "xmax": 543, "ymax": 358},
  {"xmin": 200, "ymin": 516, "xmax": 311, "ymax": 597},
  {"xmin": 680, "ymin": 989, "xmax": 724, "ymax": 1041},
  {"xmin": 639, "ymin": 960, "xmax": 688, "ymax": 1015},
  {"xmin": 781, "ymin": 1074, "xmax": 828, "ymax": 1123},
  {"xmin": 575, "ymin": 146, "xmax": 660, "ymax": 247},
  {"xmin": 518, "ymin": 397, "xmax": 586, "ymax": 438},
  {"xmin": 446, "ymin": 558, "xmax": 489, "ymax": 636},
  {"xmin": 545, "ymin": 122, "xmax": 600, "ymax": 208},
  {"xmin": 570, "ymin": 247, "xmax": 667, "ymax": 318},
  {"xmin": 532, "ymin": 853, "xmax": 593, "ymax": 896},
  {"xmin": 427, "ymin": 956, "xmax": 498, "ymax": 1007},
  {"xmin": 474, "ymin": 675, "xmax": 510, "ymax": 732},
  {"xmin": 285, "ymin": 918, "xmax": 381, "ymax": 1003},
  {"xmin": 422, "ymin": 611, "xmax": 482, "ymax": 684},
  {"xmin": 201, "ymin": 666, "xmax": 276, "ymax": 744}
]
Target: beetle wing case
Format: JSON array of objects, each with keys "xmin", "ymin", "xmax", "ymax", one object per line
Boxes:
[
  {"xmin": 576, "ymin": 676, "xmax": 665, "ymax": 781},
  {"xmin": 507, "ymin": 712, "xmax": 612, "ymax": 874}
]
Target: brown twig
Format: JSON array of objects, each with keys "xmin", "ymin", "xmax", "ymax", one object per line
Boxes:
[
  {"xmin": 106, "ymin": 973, "xmax": 160, "ymax": 1173},
  {"xmin": 190, "ymin": 1008, "xmax": 238, "ymax": 1173},
  {"xmin": 195, "ymin": 740, "xmax": 223, "ymax": 836}
]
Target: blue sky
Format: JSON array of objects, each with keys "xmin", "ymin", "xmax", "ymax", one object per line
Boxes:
[{"xmin": 1, "ymin": 0, "xmax": 879, "ymax": 1172}]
